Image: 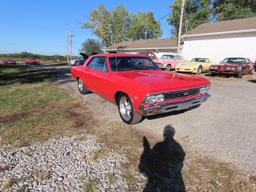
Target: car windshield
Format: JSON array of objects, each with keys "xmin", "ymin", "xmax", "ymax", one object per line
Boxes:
[
  {"xmin": 222, "ymin": 58, "xmax": 246, "ymax": 64},
  {"xmin": 175, "ymin": 55, "xmax": 184, "ymax": 60},
  {"xmin": 191, "ymin": 58, "xmax": 208, "ymax": 62},
  {"xmin": 109, "ymin": 57, "xmax": 159, "ymax": 71}
]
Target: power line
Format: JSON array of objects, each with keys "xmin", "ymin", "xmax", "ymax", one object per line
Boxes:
[{"xmin": 158, "ymin": 12, "xmax": 171, "ymax": 21}]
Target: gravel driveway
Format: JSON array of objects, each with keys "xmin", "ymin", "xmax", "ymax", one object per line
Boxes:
[{"xmin": 53, "ymin": 66, "xmax": 256, "ymax": 174}]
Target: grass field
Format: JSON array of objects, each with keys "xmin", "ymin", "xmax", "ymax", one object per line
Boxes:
[
  {"xmin": 0, "ymin": 65, "xmax": 255, "ymax": 191},
  {"xmin": 0, "ymin": 66, "xmax": 78, "ymax": 147}
]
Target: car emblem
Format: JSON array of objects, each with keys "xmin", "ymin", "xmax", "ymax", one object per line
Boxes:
[{"xmin": 184, "ymin": 92, "xmax": 189, "ymax": 96}]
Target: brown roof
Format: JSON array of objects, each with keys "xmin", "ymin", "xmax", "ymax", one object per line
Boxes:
[
  {"xmin": 107, "ymin": 38, "xmax": 177, "ymax": 50},
  {"xmin": 185, "ymin": 16, "xmax": 256, "ymax": 36}
]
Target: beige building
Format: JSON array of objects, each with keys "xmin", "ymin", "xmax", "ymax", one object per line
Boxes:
[{"xmin": 104, "ymin": 38, "xmax": 177, "ymax": 54}]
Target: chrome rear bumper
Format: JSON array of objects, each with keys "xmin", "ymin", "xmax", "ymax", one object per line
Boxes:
[{"xmin": 139, "ymin": 94, "xmax": 210, "ymax": 116}]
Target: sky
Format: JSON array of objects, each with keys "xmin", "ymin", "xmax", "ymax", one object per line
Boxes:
[{"xmin": 0, "ymin": 0, "xmax": 175, "ymax": 55}]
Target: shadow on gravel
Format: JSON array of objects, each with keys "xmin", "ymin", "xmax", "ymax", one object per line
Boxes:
[
  {"xmin": 146, "ymin": 105, "xmax": 200, "ymax": 121},
  {"xmin": 0, "ymin": 65, "xmax": 71, "ymax": 86},
  {"xmin": 139, "ymin": 125, "xmax": 186, "ymax": 192},
  {"xmin": 248, "ymin": 80, "xmax": 256, "ymax": 84}
]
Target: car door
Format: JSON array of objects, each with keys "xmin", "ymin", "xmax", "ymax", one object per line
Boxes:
[{"xmin": 86, "ymin": 56, "xmax": 112, "ymax": 98}]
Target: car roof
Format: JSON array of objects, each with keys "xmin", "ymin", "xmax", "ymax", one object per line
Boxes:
[
  {"xmin": 156, "ymin": 52, "xmax": 179, "ymax": 57},
  {"xmin": 92, "ymin": 53, "xmax": 147, "ymax": 57},
  {"xmin": 192, "ymin": 58, "xmax": 209, "ymax": 59}
]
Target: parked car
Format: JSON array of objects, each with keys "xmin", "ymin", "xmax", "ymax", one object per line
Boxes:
[
  {"xmin": 3, "ymin": 58, "xmax": 16, "ymax": 64},
  {"xmin": 71, "ymin": 54, "xmax": 211, "ymax": 124},
  {"xmin": 176, "ymin": 58, "xmax": 213, "ymax": 74},
  {"xmin": 73, "ymin": 53, "xmax": 89, "ymax": 66},
  {"xmin": 138, "ymin": 51, "xmax": 188, "ymax": 71},
  {"xmin": 25, "ymin": 59, "xmax": 40, "ymax": 65},
  {"xmin": 209, "ymin": 57, "xmax": 254, "ymax": 78}
]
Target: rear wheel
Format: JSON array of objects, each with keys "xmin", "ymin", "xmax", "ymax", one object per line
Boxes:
[
  {"xmin": 118, "ymin": 94, "xmax": 143, "ymax": 124},
  {"xmin": 77, "ymin": 78, "xmax": 91, "ymax": 94}
]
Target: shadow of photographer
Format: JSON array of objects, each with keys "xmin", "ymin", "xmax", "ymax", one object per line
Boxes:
[{"xmin": 139, "ymin": 125, "xmax": 186, "ymax": 192}]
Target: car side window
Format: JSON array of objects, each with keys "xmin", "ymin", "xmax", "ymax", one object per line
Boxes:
[
  {"xmin": 88, "ymin": 57, "xmax": 108, "ymax": 72},
  {"xmin": 161, "ymin": 55, "xmax": 174, "ymax": 59}
]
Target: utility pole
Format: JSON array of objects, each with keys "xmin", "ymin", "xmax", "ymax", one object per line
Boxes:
[
  {"xmin": 66, "ymin": 31, "xmax": 74, "ymax": 64},
  {"xmin": 177, "ymin": 0, "xmax": 185, "ymax": 54},
  {"xmin": 66, "ymin": 31, "xmax": 70, "ymax": 63},
  {"xmin": 70, "ymin": 31, "xmax": 73, "ymax": 61}
]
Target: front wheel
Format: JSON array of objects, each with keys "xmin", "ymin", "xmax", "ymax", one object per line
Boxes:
[
  {"xmin": 77, "ymin": 78, "xmax": 91, "ymax": 94},
  {"xmin": 118, "ymin": 94, "xmax": 143, "ymax": 124},
  {"xmin": 165, "ymin": 64, "xmax": 172, "ymax": 71},
  {"xmin": 196, "ymin": 66, "xmax": 202, "ymax": 75},
  {"xmin": 237, "ymin": 70, "xmax": 243, "ymax": 78}
]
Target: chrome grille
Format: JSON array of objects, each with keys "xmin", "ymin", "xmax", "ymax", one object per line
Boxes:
[{"xmin": 163, "ymin": 88, "xmax": 200, "ymax": 100}]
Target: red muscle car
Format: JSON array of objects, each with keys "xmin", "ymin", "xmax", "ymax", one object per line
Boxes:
[
  {"xmin": 25, "ymin": 59, "xmax": 40, "ymax": 65},
  {"xmin": 71, "ymin": 54, "xmax": 211, "ymax": 124},
  {"xmin": 209, "ymin": 57, "xmax": 254, "ymax": 78},
  {"xmin": 138, "ymin": 51, "xmax": 188, "ymax": 71},
  {"xmin": 3, "ymin": 58, "xmax": 16, "ymax": 64}
]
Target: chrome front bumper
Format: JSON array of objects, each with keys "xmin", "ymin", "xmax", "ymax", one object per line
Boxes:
[{"xmin": 139, "ymin": 94, "xmax": 210, "ymax": 116}]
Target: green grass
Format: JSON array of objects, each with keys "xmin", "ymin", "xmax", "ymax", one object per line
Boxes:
[
  {"xmin": 84, "ymin": 180, "xmax": 98, "ymax": 192},
  {"xmin": 0, "ymin": 84, "xmax": 68, "ymax": 117},
  {"xmin": 0, "ymin": 66, "xmax": 77, "ymax": 147}
]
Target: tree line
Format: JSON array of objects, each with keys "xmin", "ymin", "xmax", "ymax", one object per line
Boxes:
[
  {"xmin": 0, "ymin": 52, "xmax": 66, "ymax": 61},
  {"xmin": 81, "ymin": 1, "xmax": 256, "ymax": 54}
]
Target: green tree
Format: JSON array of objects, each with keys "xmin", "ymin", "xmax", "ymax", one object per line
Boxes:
[
  {"xmin": 83, "ymin": 5, "xmax": 131, "ymax": 47},
  {"xmin": 213, "ymin": 0, "xmax": 256, "ymax": 21},
  {"xmin": 168, "ymin": 0, "xmax": 211, "ymax": 36},
  {"xmin": 127, "ymin": 12, "xmax": 162, "ymax": 40},
  {"xmin": 83, "ymin": 5, "xmax": 162, "ymax": 46},
  {"xmin": 110, "ymin": 5, "xmax": 131, "ymax": 43},
  {"xmin": 80, "ymin": 39, "xmax": 102, "ymax": 56}
]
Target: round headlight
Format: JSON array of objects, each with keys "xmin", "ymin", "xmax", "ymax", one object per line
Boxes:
[
  {"xmin": 146, "ymin": 95, "xmax": 156, "ymax": 104},
  {"xmin": 156, "ymin": 94, "xmax": 165, "ymax": 102},
  {"xmin": 200, "ymin": 87, "xmax": 209, "ymax": 94},
  {"xmin": 145, "ymin": 94, "xmax": 165, "ymax": 104}
]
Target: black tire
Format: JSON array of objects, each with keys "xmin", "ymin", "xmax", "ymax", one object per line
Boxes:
[
  {"xmin": 165, "ymin": 64, "xmax": 172, "ymax": 71},
  {"xmin": 196, "ymin": 66, "xmax": 202, "ymax": 75},
  {"xmin": 210, "ymin": 72, "xmax": 215, "ymax": 77},
  {"xmin": 117, "ymin": 94, "xmax": 143, "ymax": 124},
  {"xmin": 77, "ymin": 78, "xmax": 91, "ymax": 94}
]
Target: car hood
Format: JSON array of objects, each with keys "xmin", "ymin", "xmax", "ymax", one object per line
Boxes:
[
  {"xmin": 117, "ymin": 70, "xmax": 210, "ymax": 92},
  {"xmin": 177, "ymin": 62, "xmax": 202, "ymax": 68},
  {"xmin": 212, "ymin": 63, "xmax": 241, "ymax": 67}
]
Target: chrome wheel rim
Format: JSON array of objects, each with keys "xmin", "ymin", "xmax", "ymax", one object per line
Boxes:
[
  {"xmin": 78, "ymin": 79, "xmax": 84, "ymax": 92},
  {"xmin": 119, "ymin": 96, "xmax": 132, "ymax": 122}
]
